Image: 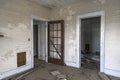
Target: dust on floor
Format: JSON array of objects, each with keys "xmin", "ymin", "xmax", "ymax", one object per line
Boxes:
[
  {"xmin": 3, "ymin": 60, "xmax": 120, "ymax": 80},
  {"xmin": 20, "ymin": 64, "xmax": 101, "ymax": 80}
]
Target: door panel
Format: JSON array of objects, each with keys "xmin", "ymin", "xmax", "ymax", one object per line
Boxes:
[{"xmin": 48, "ymin": 20, "xmax": 64, "ymax": 65}]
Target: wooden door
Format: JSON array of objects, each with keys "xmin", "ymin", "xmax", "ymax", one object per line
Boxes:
[{"xmin": 48, "ymin": 20, "xmax": 64, "ymax": 65}]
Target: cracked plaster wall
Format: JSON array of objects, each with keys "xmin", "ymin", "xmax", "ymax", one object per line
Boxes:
[
  {"xmin": 50, "ymin": 0, "xmax": 120, "ymax": 71},
  {"xmin": 0, "ymin": 0, "xmax": 50, "ymax": 73}
]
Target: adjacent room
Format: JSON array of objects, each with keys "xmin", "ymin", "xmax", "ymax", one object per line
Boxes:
[
  {"xmin": 0, "ymin": 0, "xmax": 120, "ymax": 80},
  {"xmin": 33, "ymin": 19, "xmax": 47, "ymax": 67},
  {"xmin": 81, "ymin": 17, "xmax": 101, "ymax": 70}
]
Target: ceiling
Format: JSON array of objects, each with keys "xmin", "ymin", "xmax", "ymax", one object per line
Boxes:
[
  {"xmin": 30, "ymin": 0, "xmax": 106, "ymax": 9},
  {"xmin": 30, "ymin": 0, "xmax": 82, "ymax": 9}
]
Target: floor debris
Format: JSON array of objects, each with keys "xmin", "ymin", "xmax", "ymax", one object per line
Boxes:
[
  {"xmin": 50, "ymin": 70, "xmax": 61, "ymax": 76},
  {"xmin": 50, "ymin": 70, "xmax": 67, "ymax": 80},
  {"xmin": 3, "ymin": 60, "xmax": 120, "ymax": 80},
  {"xmin": 56, "ymin": 74, "xmax": 67, "ymax": 80}
]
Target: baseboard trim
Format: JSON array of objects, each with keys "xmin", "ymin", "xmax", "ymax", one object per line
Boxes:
[
  {"xmin": 104, "ymin": 68, "xmax": 120, "ymax": 78},
  {"xmin": 65, "ymin": 61, "xmax": 79, "ymax": 68},
  {"xmin": 0, "ymin": 65, "xmax": 33, "ymax": 79}
]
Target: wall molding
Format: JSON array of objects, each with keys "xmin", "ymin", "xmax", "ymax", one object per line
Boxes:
[
  {"xmin": 65, "ymin": 61, "xmax": 79, "ymax": 68},
  {"xmin": 105, "ymin": 68, "xmax": 120, "ymax": 78}
]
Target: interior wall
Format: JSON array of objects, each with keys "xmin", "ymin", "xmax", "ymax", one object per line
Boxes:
[
  {"xmin": 0, "ymin": 0, "xmax": 50, "ymax": 74},
  {"xmin": 81, "ymin": 17, "xmax": 100, "ymax": 53},
  {"xmin": 50, "ymin": 0, "xmax": 120, "ymax": 74}
]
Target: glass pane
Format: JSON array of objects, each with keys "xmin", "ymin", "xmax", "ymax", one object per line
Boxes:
[
  {"xmin": 54, "ymin": 24, "xmax": 57, "ymax": 30},
  {"xmin": 54, "ymin": 38, "xmax": 58, "ymax": 44},
  {"xmin": 50, "ymin": 31, "xmax": 54, "ymax": 37},
  {"xmin": 58, "ymin": 39, "xmax": 61, "ymax": 44},
  {"xmin": 58, "ymin": 31, "xmax": 61, "ymax": 37},
  {"xmin": 58, "ymin": 45, "xmax": 61, "ymax": 52},
  {"xmin": 54, "ymin": 52, "xmax": 61, "ymax": 59},
  {"xmin": 50, "ymin": 44, "xmax": 57, "ymax": 52},
  {"xmin": 54, "ymin": 31, "xmax": 58, "ymax": 37},
  {"xmin": 58, "ymin": 23, "xmax": 61, "ymax": 30},
  {"xmin": 54, "ymin": 45, "xmax": 57, "ymax": 50}
]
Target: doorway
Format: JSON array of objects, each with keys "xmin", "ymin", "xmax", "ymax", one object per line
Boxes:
[
  {"xmin": 81, "ymin": 17, "xmax": 101, "ymax": 71},
  {"xmin": 76, "ymin": 11, "xmax": 105, "ymax": 72},
  {"xmin": 31, "ymin": 16, "xmax": 65, "ymax": 67},
  {"xmin": 33, "ymin": 19, "xmax": 47, "ymax": 67}
]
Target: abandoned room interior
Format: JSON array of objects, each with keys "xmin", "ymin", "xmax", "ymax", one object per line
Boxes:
[{"xmin": 0, "ymin": 0, "xmax": 120, "ymax": 80}]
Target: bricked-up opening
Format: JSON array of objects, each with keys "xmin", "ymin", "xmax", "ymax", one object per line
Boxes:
[{"xmin": 17, "ymin": 52, "xmax": 26, "ymax": 67}]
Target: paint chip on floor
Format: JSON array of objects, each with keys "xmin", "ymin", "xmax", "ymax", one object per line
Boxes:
[
  {"xmin": 50, "ymin": 70, "xmax": 61, "ymax": 76},
  {"xmin": 56, "ymin": 74, "xmax": 67, "ymax": 80},
  {"xmin": 50, "ymin": 70, "xmax": 67, "ymax": 80}
]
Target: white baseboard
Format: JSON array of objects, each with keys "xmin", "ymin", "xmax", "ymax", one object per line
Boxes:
[
  {"xmin": 65, "ymin": 61, "xmax": 79, "ymax": 68},
  {"xmin": 104, "ymin": 68, "xmax": 120, "ymax": 78},
  {"xmin": 0, "ymin": 65, "xmax": 33, "ymax": 79}
]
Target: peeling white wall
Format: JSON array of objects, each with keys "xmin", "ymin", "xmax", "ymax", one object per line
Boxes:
[
  {"xmin": 50, "ymin": 0, "xmax": 120, "ymax": 73},
  {"xmin": 0, "ymin": 0, "xmax": 50, "ymax": 74}
]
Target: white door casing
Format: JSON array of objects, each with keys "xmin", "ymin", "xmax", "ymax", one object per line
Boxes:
[{"xmin": 76, "ymin": 11, "xmax": 105, "ymax": 72}]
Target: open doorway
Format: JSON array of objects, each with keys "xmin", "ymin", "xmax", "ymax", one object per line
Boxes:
[
  {"xmin": 76, "ymin": 11, "xmax": 105, "ymax": 72},
  {"xmin": 33, "ymin": 19, "xmax": 47, "ymax": 67},
  {"xmin": 32, "ymin": 17, "xmax": 65, "ymax": 67},
  {"xmin": 81, "ymin": 17, "xmax": 101, "ymax": 71}
]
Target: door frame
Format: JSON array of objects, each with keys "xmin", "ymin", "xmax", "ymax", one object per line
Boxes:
[
  {"xmin": 31, "ymin": 16, "xmax": 48, "ymax": 67},
  {"xmin": 76, "ymin": 11, "xmax": 105, "ymax": 72}
]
